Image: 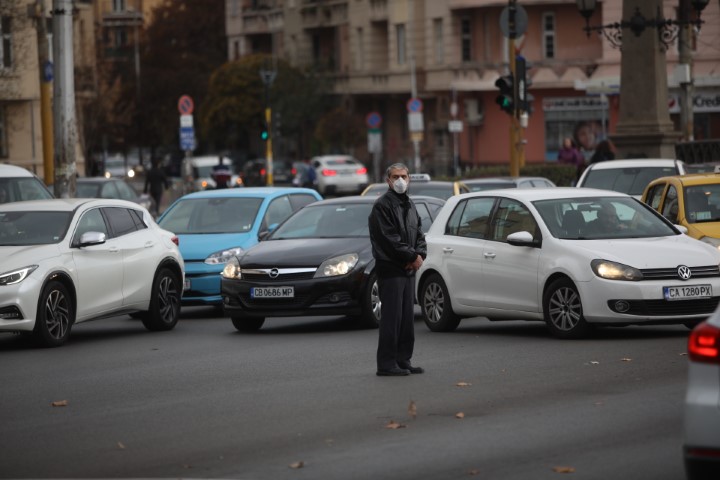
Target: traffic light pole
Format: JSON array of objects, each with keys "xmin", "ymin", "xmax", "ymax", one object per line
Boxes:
[{"xmin": 508, "ymin": 19, "xmax": 520, "ymax": 177}]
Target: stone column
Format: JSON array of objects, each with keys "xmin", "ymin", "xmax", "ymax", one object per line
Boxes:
[{"xmin": 611, "ymin": 0, "xmax": 680, "ymax": 159}]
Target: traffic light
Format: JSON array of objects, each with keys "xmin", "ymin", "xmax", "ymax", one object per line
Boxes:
[
  {"xmin": 495, "ymin": 74, "xmax": 515, "ymax": 115},
  {"xmin": 261, "ymin": 122, "xmax": 269, "ymax": 141},
  {"xmin": 515, "ymin": 55, "xmax": 534, "ymax": 115}
]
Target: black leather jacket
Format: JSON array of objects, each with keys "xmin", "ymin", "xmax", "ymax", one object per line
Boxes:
[{"xmin": 368, "ymin": 189, "xmax": 427, "ymax": 277}]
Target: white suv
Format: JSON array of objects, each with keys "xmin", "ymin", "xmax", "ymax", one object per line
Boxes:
[
  {"xmin": 576, "ymin": 158, "xmax": 686, "ymax": 199},
  {"xmin": 0, "ymin": 164, "xmax": 54, "ymax": 203},
  {"xmin": 311, "ymin": 155, "xmax": 369, "ymax": 195}
]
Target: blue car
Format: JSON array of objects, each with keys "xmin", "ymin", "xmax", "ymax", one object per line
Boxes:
[{"xmin": 157, "ymin": 187, "xmax": 322, "ymax": 306}]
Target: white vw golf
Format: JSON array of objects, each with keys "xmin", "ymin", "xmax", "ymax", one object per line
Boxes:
[
  {"xmin": 417, "ymin": 188, "xmax": 720, "ymax": 338},
  {"xmin": 0, "ymin": 199, "xmax": 184, "ymax": 347}
]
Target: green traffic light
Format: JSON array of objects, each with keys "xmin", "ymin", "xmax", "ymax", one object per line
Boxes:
[{"xmin": 261, "ymin": 131, "xmax": 268, "ymax": 140}]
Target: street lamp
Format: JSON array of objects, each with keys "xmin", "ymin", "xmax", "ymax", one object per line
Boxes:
[{"xmin": 576, "ymin": 0, "xmax": 710, "ymax": 49}]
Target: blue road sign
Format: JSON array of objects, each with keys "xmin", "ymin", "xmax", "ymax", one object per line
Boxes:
[
  {"xmin": 43, "ymin": 61, "xmax": 53, "ymax": 82},
  {"xmin": 366, "ymin": 111, "xmax": 382, "ymax": 129},
  {"xmin": 407, "ymin": 97, "xmax": 423, "ymax": 113},
  {"xmin": 179, "ymin": 126, "xmax": 196, "ymax": 151}
]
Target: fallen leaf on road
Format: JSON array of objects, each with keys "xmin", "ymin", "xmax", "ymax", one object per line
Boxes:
[
  {"xmin": 455, "ymin": 412, "xmax": 465, "ymax": 419},
  {"xmin": 408, "ymin": 400, "xmax": 417, "ymax": 419},
  {"xmin": 117, "ymin": 442, "xmax": 126, "ymax": 450},
  {"xmin": 468, "ymin": 469, "xmax": 480, "ymax": 475},
  {"xmin": 289, "ymin": 461, "xmax": 304, "ymax": 469},
  {"xmin": 51, "ymin": 400, "xmax": 68, "ymax": 407},
  {"xmin": 621, "ymin": 358, "xmax": 632, "ymax": 362},
  {"xmin": 456, "ymin": 382, "xmax": 472, "ymax": 387},
  {"xmin": 590, "ymin": 361, "xmax": 600, "ymax": 365},
  {"xmin": 679, "ymin": 352, "xmax": 687, "ymax": 356},
  {"xmin": 553, "ymin": 466, "xmax": 575, "ymax": 473},
  {"xmin": 385, "ymin": 420, "xmax": 406, "ymax": 429}
]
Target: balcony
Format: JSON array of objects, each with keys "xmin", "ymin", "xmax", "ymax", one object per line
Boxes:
[
  {"xmin": 369, "ymin": 0, "xmax": 387, "ymax": 22},
  {"xmin": 301, "ymin": 0, "xmax": 348, "ymax": 28},
  {"xmin": 241, "ymin": 5, "xmax": 284, "ymax": 35},
  {"xmin": 101, "ymin": 10, "xmax": 142, "ymax": 27}
]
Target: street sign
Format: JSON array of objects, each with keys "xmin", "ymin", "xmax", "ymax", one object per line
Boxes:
[
  {"xmin": 179, "ymin": 126, "xmax": 196, "ymax": 151},
  {"xmin": 500, "ymin": 4, "xmax": 528, "ymax": 38},
  {"xmin": 368, "ymin": 131, "xmax": 382, "ymax": 154},
  {"xmin": 366, "ymin": 111, "xmax": 382, "ymax": 129},
  {"xmin": 408, "ymin": 112, "xmax": 424, "ymax": 132},
  {"xmin": 177, "ymin": 95, "xmax": 194, "ymax": 115},
  {"xmin": 406, "ymin": 97, "xmax": 423, "ymax": 113},
  {"xmin": 42, "ymin": 61, "xmax": 53, "ymax": 83},
  {"xmin": 448, "ymin": 120, "xmax": 464, "ymax": 133},
  {"xmin": 180, "ymin": 114, "xmax": 193, "ymax": 127}
]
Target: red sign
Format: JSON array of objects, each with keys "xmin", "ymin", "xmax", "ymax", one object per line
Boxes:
[{"xmin": 178, "ymin": 95, "xmax": 194, "ymax": 115}]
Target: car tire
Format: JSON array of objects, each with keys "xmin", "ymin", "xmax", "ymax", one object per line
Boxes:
[
  {"xmin": 420, "ymin": 273, "xmax": 461, "ymax": 332},
  {"xmin": 543, "ymin": 277, "xmax": 592, "ymax": 339},
  {"xmin": 33, "ymin": 280, "xmax": 74, "ymax": 347},
  {"xmin": 141, "ymin": 267, "xmax": 181, "ymax": 331},
  {"xmin": 231, "ymin": 316, "xmax": 265, "ymax": 332},
  {"xmin": 685, "ymin": 457, "xmax": 719, "ymax": 480},
  {"xmin": 354, "ymin": 272, "xmax": 381, "ymax": 328}
]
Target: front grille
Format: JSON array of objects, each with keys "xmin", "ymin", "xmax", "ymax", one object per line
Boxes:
[
  {"xmin": 241, "ymin": 268, "xmax": 316, "ymax": 282},
  {"xmin": 640, "ymin": 265, "xmax": 720, "ymax": 280},
  {"xmin": 608, "ymin": 297, "xmax": 720, "ymax": 316},
  {"xmin": 240, "ymin": 294, "xmax": 312, "ymax": 309}
]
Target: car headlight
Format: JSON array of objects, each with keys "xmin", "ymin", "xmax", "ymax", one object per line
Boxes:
[
  {"xmin": 205, "ymin": 247, "xmax": 244, "ymax": 265},
  {"xmin": 314, "ymin": 253, "xmax": 359, "ymax": 278},
  {"xmin": 0, "ymin": 266, "xmax": 39, "ymax": 286},
  {"xmin": 591, "ymin": 259, "xmax": 643, "ymax": 281},
  {"xmin": 221, "ymin": 256, "xmax": 242, "ymax": 279},
  {"xmin": 699, "ymin": 236, "xmax": 720, "ymax": 250}
]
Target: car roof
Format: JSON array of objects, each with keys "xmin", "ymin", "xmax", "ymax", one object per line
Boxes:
[
  {"xmin": 307, "ymin": 195, "xmax": 376, "ymax": 206},
  {"xmin": 648, "ymin": 172, "xmax": 720, "ymax": 187},
  {"xmin": 0, "ymin": 164, "xmax": 36, "ymax": 177},
  {"xmin": 458, "ymin": 186, "xmax": 629, "ymax": 202},
  {"xmin": 178, "ymin": 187, "xmax": 319, "ymax": 200},
  {"xmin": 77, "ymin": 176, "xmax": 124, "ymax": 183},
  {"xmin": 585, "ymin": 158, "xmax": 682, "ymax": 170},
  {"xmin": 0, "ymin": 198, "xmax": 141, "ymax": 212}
]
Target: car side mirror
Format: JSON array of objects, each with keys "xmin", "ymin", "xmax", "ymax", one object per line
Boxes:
[
  {"xmin": 507, "ymin": 231, "xmax": 538, "ymax": 247},
  {"xmin": 75, "ymin": 231, "xmax": 106, "ymax": 248},
  {"xmin": 675, "ymin": 225, "xmax": 689, "ymax": 234}
]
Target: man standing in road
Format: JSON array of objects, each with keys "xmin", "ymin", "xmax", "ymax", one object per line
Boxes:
[
  {"xmin": 368, "ymin": 163, "xmax": 427, "ymax": 377},
  {"xmin": 144, "ymin": 158, "xmax": 170, "ymax": 217}
]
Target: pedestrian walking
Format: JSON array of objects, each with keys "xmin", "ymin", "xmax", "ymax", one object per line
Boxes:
[
  {"xmin": 558, "ymin": 137, "xmax": 585, "ymax": 185},
  {"xmin": 144, "ymin": 158, "xmax": 170, "ymax": 216},
  {"xmin": 301, "ymin": 158, "xmax": 317, "ymax": 189},
  {"xmin": 590, "ymin": 140, "xmax": 615, "ymax": 164},
  {"xmin": 368, "ymin": 163, "xmax": 427, "ymax": 377}
]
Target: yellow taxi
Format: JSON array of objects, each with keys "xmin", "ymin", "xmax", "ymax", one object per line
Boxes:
[{"xmin": 641, "ymin": 173, "xmax": 720, "ymax": 247}]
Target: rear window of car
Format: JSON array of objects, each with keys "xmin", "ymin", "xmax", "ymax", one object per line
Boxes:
[
  {"xmin": 325, "ymin": 158, "xmax": 358, "ymax": 166},
  {"xmin": 409, "ymin": 184, "xmax": 455, "ymax": 200},
  {"xmin": 581, "ymin": 167, "xmax": 678, "ymax": 196}
]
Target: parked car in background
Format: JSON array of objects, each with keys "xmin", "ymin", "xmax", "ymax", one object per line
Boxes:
[
  {"xmin": 0, "ymin": 164, "xmax": 53, "ymax": 203},
  {"xmin": 462, "ymin": 176, "xmax": 556, "ymax": 192},
  {"xmin": 221, "ymin": 194, "xmax": 444, "ymax": 332},
  {"xmin": 312, "ymin": 155, "xmax": 369, "ymax": 195},
  {"xmin": 189, "ymin": 155, "xmax": 243, "ymax": 190},
  {"xmin": 684, "ymin": 308, "xmax": 720, "ymax": 480},
  {"xmin": 0, "ymin": 198, "xmax": 184, "ymax": 347},
  {"xmin": 416, "ymin": 187, "xmax": 720, "ymax": 338},
  {"xmin": 76, "ymin": 177, "xmax": 154, "ymax": 212},
  {"xmin": 103, "ymin": 154, "xmax": 140, "ymax": 179},
  {"xmin": 362, "ymin": 179, "xmax": 468, "ymax": 200},
  {"xmin": 642, "ymin": 173, "xmax": 720, "ymax": 249},
  {"xmin": 242, "ymin": 159, "xmax": 294, "ymax": 186},
  {"xmin": 576, "ymin": 158, "xmax": 687, "ymax": 198},
  {"xmin": 157, "ymin": 187, "xmax": 322, "ymax": 307}
]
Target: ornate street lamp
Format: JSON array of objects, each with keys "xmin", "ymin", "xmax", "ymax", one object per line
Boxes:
[{"xmin": 576, "ymin": 0, "xmax": 710, "ymax": 49}]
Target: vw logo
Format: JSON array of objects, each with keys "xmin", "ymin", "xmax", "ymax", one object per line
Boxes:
[
  {"xmin": 268, "ymin": 268, "xmax": 280, "ymax": 279},
  {"xmin": 677, "ymin": 265, "xmax": 692, "ymax": 281}
]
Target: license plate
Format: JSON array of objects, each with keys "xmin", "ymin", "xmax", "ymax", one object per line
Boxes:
[
  {"xmin": 251, "ymin": 286, "xmax": 294, "ymax": 298},
  {"xmin": 184, "ymin": 279, "xmax": 191, "ymax": 291},
  {"xmin": 663, "ymin": 284, "xmax": 712, "ymax": 301}
]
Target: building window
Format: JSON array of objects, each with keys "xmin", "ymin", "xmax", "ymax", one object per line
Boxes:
[
  {"xmin": 0, "ymin": 106, "xmax": 7, "ymax": 158},
  {"xmin": 230, "ymin": 0, "xmax": 240, "ymax": 17},
  {"xmin": 113, "ymin": 28, "xmax": 127, "ymax": 48},
  {"xmin": 396, "ymin": 24, "xmax": 406, "ymax": 65},
  {"xmin": 233, "ymin": 40, "xmax": 240, "ymax": 60},
  {"xmin": 433, "ymin": 18, "xmax": 444, "ymax": 65},
  {"xmin": 542, "ymin": 12, "xmax": 555, "ymax": 59},
  {"xmin": 356, "ymin": 27, "xmax": 364, "ymax": 70},
  {"xmin": 461, "ymin": 17, "xmax": 471, "ymax": 62},
  {"xmin": 113, "ymin": 0, "xmax": 126, "ymax": 12},
  {"xmin": 1, "ymin": 16, "xmax": 12, "ymax": 69}
]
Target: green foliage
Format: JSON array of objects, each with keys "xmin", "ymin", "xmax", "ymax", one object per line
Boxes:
[
  {"xmin": 313, "ymin": 106, "xmax": 366, "ymax": 154},
  {"xmin": 437, "ymin": 164, "xmax": 577, "ymax": 187}
]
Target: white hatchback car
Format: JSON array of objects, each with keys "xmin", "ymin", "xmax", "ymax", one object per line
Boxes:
[
  {"xmin": 0, "ymin": 199, "xmax": 184, "ymax": 347},
  {"xmin": 311, "ymin": 155, "xmax": 369, "ymax": 195},
  {"xmin": 684, "ymin": 311, "xmax": 720, "ymax": 479},
  {"xmin": 416, "ymin": 187, "xmax": 720, "ymax": 338},
  {"xmin": 0, "ymin": 163, "xmax": 54, "ymax": 203},
  {"xmin": 576, "ymin": 158, "xmax": 686, "ymax": 199}
]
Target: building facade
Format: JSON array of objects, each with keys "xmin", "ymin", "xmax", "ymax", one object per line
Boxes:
[{"xmin": 227, "ymin": 0, "xmax": 720, "ymax": 175}]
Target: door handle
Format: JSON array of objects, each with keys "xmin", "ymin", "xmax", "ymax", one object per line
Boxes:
[
  {"xmin": 483, "ymin": 252, "xmax": 496, "ymax": 259},
  {"xmin": 144, "ymin": 241, "xmax": 155, "ymax": 248},
  {"xmin": 442, "ymin": 247, "xmax": 454, "ymax": 254},
  {"xmin": 108, "ymin": 246, "xmax": 119, "ymax": 253}
]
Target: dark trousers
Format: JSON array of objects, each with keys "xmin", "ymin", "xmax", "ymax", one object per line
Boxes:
[{"xmin": 377, "ymin": 274, "xmax": 415, "ymax": 370}]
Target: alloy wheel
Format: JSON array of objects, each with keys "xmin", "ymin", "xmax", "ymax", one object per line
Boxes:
[{"xmin": 548, "ymin": 286, "xmax": 582, "ymax": 331}]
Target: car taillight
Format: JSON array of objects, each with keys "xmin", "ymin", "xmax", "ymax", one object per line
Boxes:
[
  {"xmin": 291, "ymin": 168, "xmax": 297, "ymax": 175},
  {"xmin": 260, "ymin": 168, "xmax": 266, "ymax": 176},
  {"xmin": 170, "ymin": 236, "xmax": 179, "ymax": 246},
  {"xmin": 356, "ymin": 167, "xmax": 367, "ymax": 174},
  {"xmin": 322, "ymin": 169, "xmax": 337, "ymax": 176},
  {"xmin": 688, "ymin": 322, "xmax": 720, "ymax": 364}
]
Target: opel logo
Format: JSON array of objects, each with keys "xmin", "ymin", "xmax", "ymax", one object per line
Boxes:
[
  {"xmin": 677, "ymin": 265, "xmax": 692, "ymax": 281},
  {"xmin": 268, "ymin": 268, "xmax": 280, "ymax": 279}
]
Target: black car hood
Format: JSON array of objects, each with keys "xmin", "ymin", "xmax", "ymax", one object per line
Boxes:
[{"xmin": 239, "ymin": 237, "xmax": 372, "ymax": 268}]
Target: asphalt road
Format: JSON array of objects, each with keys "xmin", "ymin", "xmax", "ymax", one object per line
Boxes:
[{"xmin": 0, "ymin": 309, "xmax": 691, "ymax": 480}]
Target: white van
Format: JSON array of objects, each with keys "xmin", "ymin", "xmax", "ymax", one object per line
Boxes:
[
  {"xmin": 576, "ymin": 158, "xmax": 687, "ymax": 199},
  {"xmin": 187, "ymin": 155, "xmax": 242, "ymax": 190}
]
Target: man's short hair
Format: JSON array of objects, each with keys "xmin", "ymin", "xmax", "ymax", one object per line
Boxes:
[{"xmin": 386, "ymin": 163, "xmax": 409, "ymax": 178}]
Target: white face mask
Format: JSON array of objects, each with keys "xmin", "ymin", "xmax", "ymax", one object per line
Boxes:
[{"xmin": 392, "ymin": 177, "xmax": 408, "ymax": 194}]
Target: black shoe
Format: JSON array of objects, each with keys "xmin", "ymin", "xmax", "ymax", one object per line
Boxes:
[
  {"xmin": 399, "ymin": 364, "xmax": 424, "ymax": 374},
  {"xmin": 376, "ymin": 367, "xmax": 410, "ymax": 376}
]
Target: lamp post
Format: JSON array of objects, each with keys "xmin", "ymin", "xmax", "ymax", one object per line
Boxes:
[{"xmin": 575, "ymin": 0, "xmax": 710, "ymax": 159}]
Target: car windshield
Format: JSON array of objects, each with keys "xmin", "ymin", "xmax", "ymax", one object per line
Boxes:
[
  {"xmin": 0, "ymin": 211, "xmax": 72, "ymax": 245},
  {"xmin": 158, "ymin": 197, "xmax": 262, "ymax": 234},
  {"xmin": 685, "ymin": 185, "xmax": 720, "ymax": 223},
  {"xmin": 581, "ymin": 167, "xmax": 677, "ymax": 196},
  {"xmin": 409, "ymin": 184, "xmax": 454, "ymax": 200},
  {"xmin": 533, "ymin": 196, "xmax": 677, "ymax": 240},
  {"xmin": 270, "ymin": 203, "xmax": 374, "ymax": 239}
]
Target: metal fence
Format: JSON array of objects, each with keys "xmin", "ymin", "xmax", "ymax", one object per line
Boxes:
[{"xmin": 675, "ymin": 140, "xmax": 720, "ymax": 164}]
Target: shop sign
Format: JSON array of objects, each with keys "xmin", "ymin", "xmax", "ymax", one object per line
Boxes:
[
  {"xmin": 542, "ymin": 97, "xmax": 607, "ymax": 112},
  {"xmin": 669, "ymin": 91, "xmax": 720, "ymax": 114}
]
